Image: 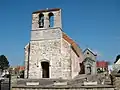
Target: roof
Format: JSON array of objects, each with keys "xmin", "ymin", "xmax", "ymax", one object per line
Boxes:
[
  {"xmin": 24, "ymin": 32, "xmax": 82, "ymax": 58},
  {"xmin": 97, "ymin": 61, "xmax": 108, "ymax": 68},
  {"xmin": 83, "ymin": 48, "xmax": 97, "ymax": 56},
  {"xmin": 62, "ymin": 32, "xmax": 82, "ymax": 57},
  {"xmin": 32, "ymin": 8, "xmax": 61, "ymax": 14},
  {"xmin": 114, "ymin": 58, "xmax": 120, "ymax": 64},
  {"xmin": 114, "ymin": 55, "xmax": 120, "ymax": 63},
  {"xmin": 17, "ymin": 66, "xmax": 25, "ymax": 71}
]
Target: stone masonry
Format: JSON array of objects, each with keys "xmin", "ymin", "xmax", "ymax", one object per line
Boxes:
[
  {"xmin": 24, "ymin": 8, "xmax": 84, "ymax": 79},
  {"xmin": 83, "ymin": 48, "xmax": 97, "ymax": 75},
  {"xmin": 12, "ymin": 8, "xmax": 116, "ymax": 90}
]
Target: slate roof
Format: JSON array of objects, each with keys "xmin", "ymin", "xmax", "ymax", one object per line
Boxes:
[{"xmin": 83, "ymin": 48, "xmax": 97, "ymax": 56}]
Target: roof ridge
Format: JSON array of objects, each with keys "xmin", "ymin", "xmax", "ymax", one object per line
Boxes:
[{"xmin": 84, "ymin": 48, "xmax": 97, "ymax": 56}]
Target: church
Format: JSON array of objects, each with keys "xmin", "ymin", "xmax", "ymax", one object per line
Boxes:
[
  {"xmin": 24, "ymin": 8, "xmax": 84, "ymax": 79},
  {"xmin": 12, "ymin": 8, "xmax": 115, "ymax": 90}
]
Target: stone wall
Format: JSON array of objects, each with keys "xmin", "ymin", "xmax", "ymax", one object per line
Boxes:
[
  {"xmin": 61, "ymin": 39, "xmax": 71, "ymax": 79},
  {"xmin": 84, "ymin": 59, "xmax": 96, "ymax": 75},
  {"xmin": 12, "ymin": 85, "xmax": 115, "ymax": 90},
  {"xmin": 24, "ymin": 43, "xmax": 30, "ymax": 78},
  {"xmin": 25, "ymin": 34, "xmax": 81, "ymax": 79},
  {"xmin": 28, "ymin": 39, "xmax": 61, "ymax": 79},
  {"xmin": 24, "ymin": 28, "xmax": 82, "ymax": 79},
  {"xmin": 112, "ymin": 73, "xmax": 120, "ymax": 90},
  {"xmin": 31, "ymin": 28, "xmax": 62, "ymax": 41},
  {"xmin": 71, "ymin": 47, "xmax": 80, "ymax": 78}
]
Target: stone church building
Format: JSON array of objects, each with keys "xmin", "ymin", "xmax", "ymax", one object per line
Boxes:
[
  {"xmin": 12, "ymin": 8, "xmax": 115, "ymax": 90},
  {"xmin": 24, "ymin": 8, "xmax": 84, "ymax": 79}
]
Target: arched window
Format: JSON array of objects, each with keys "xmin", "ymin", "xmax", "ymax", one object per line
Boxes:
[
  {"xmin": 39, "ymin": 13, "xmax": 44, "ymax": 28},
  {"xmin": 48, "ymin": 12, "xmax": 54, "ymax": 27}
]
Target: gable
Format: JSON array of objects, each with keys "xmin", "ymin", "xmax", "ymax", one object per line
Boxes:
[{"xmin": 83, "ymin": 48, "xmax": 97, "ymax": 56}]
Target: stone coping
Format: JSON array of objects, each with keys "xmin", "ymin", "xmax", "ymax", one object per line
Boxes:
[
  {"xmin": 16, "ymin": 78, "xmax": 68, "ymax": 80},
  {"xmin": 12, "ymin": 85, "xmax": 114, "ymax": 89},
  {"xmin": 16, "ymin": 78, "xmax": 68, "ymax": 82},
  {"xmin": 32, "ymin": 27, "xmax": 62, "ymax": 31},
  {"xmin": 112, "ymin": 73, "xmax": 120, "ymax": 77}
]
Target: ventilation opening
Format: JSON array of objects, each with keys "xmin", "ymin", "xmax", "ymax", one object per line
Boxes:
[
  {"xmin": 39, "ymin": 14, "xmax": 44, "ymax": 28},
  {"xmin": 48, "ymin": 13, "xmax": 54, "ymax": 27},
  {"xmin": 87, "ymin": 52, "xmax": 89, "ymax": 54},
  {"xmin": 41, "ymin": 62, "xmax": 49, "ymax": 78}
]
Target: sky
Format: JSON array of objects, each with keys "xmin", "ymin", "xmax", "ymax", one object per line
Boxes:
[{"xmin": 0, "ymin": 0, "xmax": 120, "ymax": 66}]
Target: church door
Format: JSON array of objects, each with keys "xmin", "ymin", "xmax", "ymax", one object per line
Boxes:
[{"xmin": 41, "ymin": 62, "xmax": 49, "ymax": 78}]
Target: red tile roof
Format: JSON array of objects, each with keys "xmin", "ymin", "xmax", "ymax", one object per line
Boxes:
[
  {"xmin": 96, "ymin": 61, "xmax": 108, "ymax": 69},
  {"xmin": 62, "ymin": 32, "xmax": 82, "ymax": 57},
  {"xmin": 17, "ymin": 66, "xmax": 25, "ymax": 71}
]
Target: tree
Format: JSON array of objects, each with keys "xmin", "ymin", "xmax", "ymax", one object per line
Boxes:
[
  {"xmin": 114, "ymin": 55, "xmax": 120, "ymax": 63},
  {"xmin": 0, "ymin": 55, "xmax": 9, "ymax": 71}
]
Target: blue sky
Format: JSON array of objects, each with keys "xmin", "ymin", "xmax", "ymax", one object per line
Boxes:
[{"xmin": 0, "ymin": 0, "xmax": 120, "ymax": 66}]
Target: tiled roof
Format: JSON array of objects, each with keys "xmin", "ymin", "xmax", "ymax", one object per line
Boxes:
[
  {"xmin": 17, "ymin": 66, "xmax": 25, "ymax": 71},
  {"xmin": 97, "ymin": 61, "xmax": 108, "ymax": 68},
  {"xmin": 62, "ymin": 32, "xmax": 82, "ymax": 57}
]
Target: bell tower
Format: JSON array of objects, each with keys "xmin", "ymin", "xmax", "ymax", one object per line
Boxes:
[
  {"xmin": 31, "ymin": 8, "xmax": 62, "ymax": 41},
  {"xmin": 27, "ymin": 8, "xmax": 63, "ymax": 79},
  {"xmin": 32, "ymin": 8, "xmax": 62, "ymax": 30}
]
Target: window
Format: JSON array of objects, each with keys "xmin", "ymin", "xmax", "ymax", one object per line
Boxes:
[
  {"xmin": 87, "ymin": 52, "xmax": 89, "ymax": 54},
  {"xmin": 48, "ymin": 12, "xmax": 54, "ymax": 27},
  {"xmin": 39, "ymin": 13, "xmax": 44, "ymax": 28}
]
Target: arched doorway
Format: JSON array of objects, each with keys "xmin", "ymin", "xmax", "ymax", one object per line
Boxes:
[{"xmin": 41, "ymin": 62, "xmax": 49, "ymax": 78}]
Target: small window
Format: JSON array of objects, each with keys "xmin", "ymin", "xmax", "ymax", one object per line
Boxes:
[
  {"xmin": 87, "ymin": 52, "xmax": 89, "ymax": 54},
  {"xmin": 39, "ymin": 13, "xmax": 44, "ymax": 28},
  {"xmin": 48, "ymin": 12, "xmax": 54, "ymax": 27}
]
